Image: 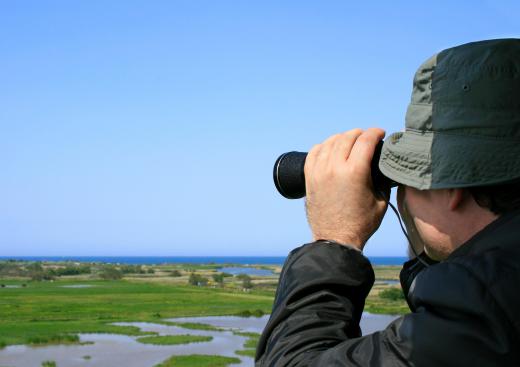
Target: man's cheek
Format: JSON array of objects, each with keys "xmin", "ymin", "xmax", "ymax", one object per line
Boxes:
[{"xmin": 401, "ymin": 202, "xmax": 425, "ymax": 258}]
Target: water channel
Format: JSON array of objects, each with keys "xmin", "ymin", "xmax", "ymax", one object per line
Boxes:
[{"xmin": 0, "ymin": 313, "xmax": 400, "ymax": 367}]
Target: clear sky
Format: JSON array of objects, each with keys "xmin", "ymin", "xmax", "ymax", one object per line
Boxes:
[{"xmin": 1, "ymin": 1, "xmax": 519, "ymax": 256}]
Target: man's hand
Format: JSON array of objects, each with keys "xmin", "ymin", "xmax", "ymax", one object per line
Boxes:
[{"xmin": 304, "ymin": 128, "xmax": 388, "ymax": 251}]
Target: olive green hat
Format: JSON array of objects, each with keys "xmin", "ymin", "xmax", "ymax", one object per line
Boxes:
[{"xmin": 379, "ymin": 38, "xmax": 520, "ymax": 190}]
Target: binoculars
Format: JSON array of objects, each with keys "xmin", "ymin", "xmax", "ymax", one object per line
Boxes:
[{"xmin": 273, "ymin": 141, "xmax": 398, "ymax": 199}]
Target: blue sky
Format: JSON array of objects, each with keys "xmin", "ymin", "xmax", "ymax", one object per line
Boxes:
[{"xmin": 1, "ymin": 1, "xmax": 519, "ymax": 256}]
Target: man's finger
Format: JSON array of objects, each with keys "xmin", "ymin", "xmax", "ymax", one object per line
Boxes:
[
  {"xmin": 314, "ymin": 133, "xmax": 343, "ymax": 170},
  {"xmin": 348, "ymin": 127, "xmax": 386, "ymax": 173},
  {"xmin": 331, "ymin": 128, "xmax": 364, "ymax": 165},
  {"xmin": 304, "ymin": 143, "xmax": 322, "ymax": 178}
]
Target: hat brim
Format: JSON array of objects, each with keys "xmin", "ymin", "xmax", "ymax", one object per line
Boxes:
[{"xmin": 379, "ymin": 130, "xmax": 520, "ymax": 190}]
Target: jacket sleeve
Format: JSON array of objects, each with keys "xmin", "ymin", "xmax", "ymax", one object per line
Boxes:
[{"xmin": 255, "ymin": 241, "xmax": 514, "ymax": 367}]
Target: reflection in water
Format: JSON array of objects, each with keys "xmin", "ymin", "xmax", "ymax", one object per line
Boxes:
[
  {"xmin": 169, "ymin": 312, "xmax": 400, "ymax": 336},
  {"xmin": 0, "ymin": 313, "xmax": 399, "ymax": 367}
]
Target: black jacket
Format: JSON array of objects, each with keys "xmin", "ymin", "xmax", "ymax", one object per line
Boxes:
[{"xmin": 256, "ymin": 211, "xmax": 520, "ymax": 366}]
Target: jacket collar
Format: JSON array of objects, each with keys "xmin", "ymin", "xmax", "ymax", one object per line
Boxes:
[
  {"xmin": 399, "ymin": 208, "xmax": 520, "ymax": 304},
  {"xmin": 447, "ymin": 208, "xmax": 520, "ymax": 259}
]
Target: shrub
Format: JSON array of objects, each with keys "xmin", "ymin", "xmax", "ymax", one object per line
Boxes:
[
  {"xmin": 188, "ymin": 273, "xmax": 208, "ymax": 286},
  {"xmin": 237, "ymin": 274, "xmax": 253, "ymax": 289},
  {"xmin": 26, "ymin": 262, "xmax": 55, "ymax": 281},
  {"xmin": 120, "ymin": 265, "xmax": 145, "ymax": 274},
  {"xmin": 379, "ymin": 287, "xmax": 405, "ymax": 301},
  {"xmin": 170, "ymin": 270, "xmax": 182, "ymax": 277},
  {"xmin": 28, "ymin": 334, "xmax": 79, "ymax": 346},
  {"xmin": 212, "ymin": 273, "xmax": 225, "ymax": 284},
  {"xmin": 236, "ymin": 309, "xmax": 264, "ymax": 318},
  {"xmin": 30, "ymin": 271, "xmax": 55, "ymax": 282},
  {"xmin": 99, "ymin": 267, "xmax": 123, "ymax": 280},
  {"xmin": 54, "ymin": 265, "xmax": 91, "ymax": 276}
]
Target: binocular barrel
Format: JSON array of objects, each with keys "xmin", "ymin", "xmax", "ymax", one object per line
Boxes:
[{"xmin": 273, "ymin": 141, "xmax": 397, "ymax": 199}]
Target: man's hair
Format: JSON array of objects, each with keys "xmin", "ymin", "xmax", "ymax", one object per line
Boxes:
[{"xmin": 468, "ymin": 182, "xmax": 520, "ymax": 215}]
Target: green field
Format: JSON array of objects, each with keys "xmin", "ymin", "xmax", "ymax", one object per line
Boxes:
[
  {"xmin": 137, "ymin": 335, "xmax": 213, "ymax": 345},
  {"xmin": 0, "ymin": 279, "xmax": 273, "ymax": 347},
  {"xmin": 0, "ymin": 261, "xmax": 408, "ymax": 366},
  {"xmin": 154, "ymin": 354, "xmax": 241, "ymax": 367}
]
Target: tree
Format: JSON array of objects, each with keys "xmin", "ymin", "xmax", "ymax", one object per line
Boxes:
[
  {"xmin": 237, "ymin": 274, "xmax": 253, "ymax": 290},
  {"xmin": 99, "ymin": 267, "xmax": 123, "ymax": 280},
  {"xmin": 188, "ymin": 273, "xmax": 208, "ymax": 286},
  {"xmin": 120, "ymin": 265, "xmax": 145, "ymax": 274},
  {"xmin": 170, "ymin": 270, "xmax": 182, "ymax": 277},
  {"xmin": 26, "ymin": 262, "xmax": 54, "ymax": 281},
  {"xmin": 212, "ymin": 273, "xmax": 225, "ymax": 285}
]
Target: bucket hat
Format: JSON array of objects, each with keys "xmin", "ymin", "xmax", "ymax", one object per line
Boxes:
[{"xmin": 379, "ymin": 39, "xmax": 520, "ymax": 190}]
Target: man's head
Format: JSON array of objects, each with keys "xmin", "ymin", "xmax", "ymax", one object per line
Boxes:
[{"xmin": 379, "ymin": 39, "xmax": 520, "ymax": 260}]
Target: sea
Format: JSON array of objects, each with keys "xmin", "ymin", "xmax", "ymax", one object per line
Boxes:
[{"xmin": 0, "ymin": 256, "xmax": 408, "ymax": 266}]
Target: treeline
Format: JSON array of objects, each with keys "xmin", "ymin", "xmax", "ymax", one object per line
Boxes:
[
  {"xmin": 188, "ymin": 272, "xmax": 254, "ymax": 290},
  {"xmin": 0, "ymin": 261, "xmax": 154, "ymax": 281}
]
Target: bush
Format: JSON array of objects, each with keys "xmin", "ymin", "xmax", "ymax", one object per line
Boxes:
[
  {"xmin": 25, "ymin": 262, "xmax": 54, "ymax": 281},
  {"xmin": 379, "ymin": 287, "xmax": 405, "ymax": 301},
  {"xmin": 170, "ymin": 270, "xmax": 182, "ymax": 277},
  {"xmin": 99, "ymin": 267, "xmax": 123, "ymax": 280},
  {"xmin": 27, "ymin": 334, "xmax": 79, "ymax": 345},
  {"xmin": 0, "ymin": 262, "xmax": 25, "ymax": 277},
  {"xmin": 236, "ymin": 309, "xmax": 265, "ymax": 317},
  {"xmin": 188, "ymin": 273, "xmax": 208, "ymax": 286},
  {"xmin": 212, "ymin": 273, "xmax": 225, "ymax": 284},
  {"xmin": 30, "ymin": 272, "xmax": 55, "ymax": 281},
  {"xmin": 120, "ymin": 265, "xmax": 145, "ymax": 274},
  {"xmin": 237, "ymin": 274, "xmax": 253, "ymax": 289},
  {"xmin": 54, "ymin": 265, "xmax": 91, "ymax": 276}
]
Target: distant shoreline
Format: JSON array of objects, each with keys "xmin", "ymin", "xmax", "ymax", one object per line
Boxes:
[{"xmin": 0, "ymin": 255, "xmax": 409, "ymax": 266}]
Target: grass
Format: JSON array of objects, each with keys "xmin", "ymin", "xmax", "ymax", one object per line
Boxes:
[
  {"xmin": 379, "ymin": 287, "xmax": 405, "ymax": 301},
  {"xmin": 41, "ymin": 361, "xmax": 56, "ymax": 367},
  {"xmin": 154, "ymin": 354, "xmax": 241, "ymax": 367},
  {"xmin": 161, "ymin": 321, "xmax": 224, "ymax": 331},
  {"xmin": 234, "ymin": 309, "xmax": 265, "ymax": 317},
  {"xmin": 233, "ymin": 331, "xmax": 260, "ymax": 358},
  {"xmin": 26, "ymin": 334, "xmax": 80, "ymax": 346},
  {"xmin": 137, "ymin": 335, "xmax": 213, "ymax": 345},
  {"xmin": 365, "ymin": 283, "xmax": 409, "ymax": 315},
  {"xmin": 0, "ymin": 264, "xmax": 408, "ymax": 349},
  {"xmin": 235, "ymin": 349, "xmax": 256, "ymax": 358},
  {"xmin": 373, "ymin": 266, "xmax": 402, "ymax": 281},
  {"xmin": 0, "ymin": 279, "xmax": 274, "ymax": 347}
]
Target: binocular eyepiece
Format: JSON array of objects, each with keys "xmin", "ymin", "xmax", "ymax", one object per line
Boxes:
[{"xmin": 273, "ymin": 141, "xmax": 398, "ymax": 199}]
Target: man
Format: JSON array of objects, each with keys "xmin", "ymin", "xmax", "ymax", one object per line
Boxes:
[{"xmin": 255, "ymin": 39, "xmax": 520, "ymax": 366}]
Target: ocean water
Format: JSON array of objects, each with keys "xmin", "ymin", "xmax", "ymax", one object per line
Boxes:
[{"xmin": 0, "ymin": 256, "xmax": 408, "ymax": 266}]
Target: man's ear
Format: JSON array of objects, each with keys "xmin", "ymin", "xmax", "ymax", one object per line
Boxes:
[{"xmin": 448, "ymin": 188, "xmax": 465, "ymax": 211}]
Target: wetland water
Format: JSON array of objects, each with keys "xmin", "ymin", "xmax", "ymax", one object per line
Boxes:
[
  {"xmin": 217, "ymin": 267, "xmax": 274, "ymax": 276},
  {"xmin": 0, "ymin": 313, "xmax": 399, "ymax": 367}
]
